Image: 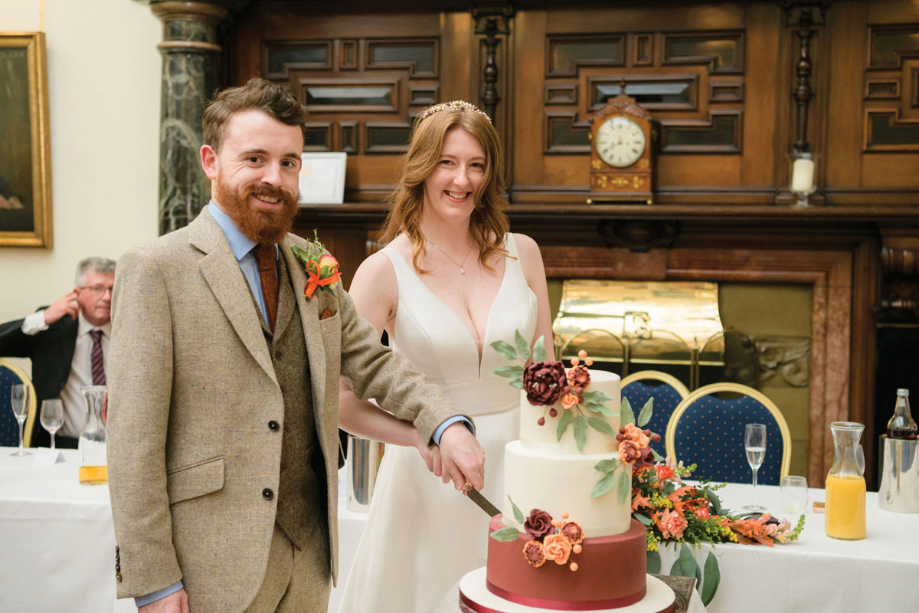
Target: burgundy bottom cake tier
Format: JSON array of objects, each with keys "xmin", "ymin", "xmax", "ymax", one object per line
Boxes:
[{"xmin": 485, "ymin": 515, "xmax": 649, "ymax": 611}]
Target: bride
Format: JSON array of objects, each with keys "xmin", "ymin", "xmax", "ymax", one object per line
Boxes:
[{"xmin": 337, "ymin": 101, "xmax": 553, "ymax": 613}]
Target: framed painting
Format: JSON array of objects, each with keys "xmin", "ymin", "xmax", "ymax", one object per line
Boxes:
[
  {"xmin": 298, "ymin": 152, "xmax": 347, "ymax": 205},
  {"xmin": 0, "ymin": 32, "xmax": 52, "ymax": 247}
]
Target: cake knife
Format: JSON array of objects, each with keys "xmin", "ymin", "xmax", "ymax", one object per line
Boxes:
[{"xmin": 466, "ymin": 487, "xmax": 501, "ymax": 517}]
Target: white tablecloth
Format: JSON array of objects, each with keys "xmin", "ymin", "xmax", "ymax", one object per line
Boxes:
[{"xmin": 0, "ymin": 448, "xmax": 133, "ymax": 613}]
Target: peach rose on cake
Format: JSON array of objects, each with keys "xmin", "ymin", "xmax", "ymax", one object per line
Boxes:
[
  {"xmin": 619, "ymin": 440, "xmax": 641, "ymax": 464},
  {"xmin": 622, "ymin": 424, "xmax": 650, "ymax": 448},
  {"xmin": 542, "ymin": 533, "xmax": 573, "ymax": 565}
]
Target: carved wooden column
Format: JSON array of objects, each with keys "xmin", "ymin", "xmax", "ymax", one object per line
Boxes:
[
  {"xmin": 150, "ymin": 1, "xmax": 227, "ymax": 235},
  {"xmin": 472, "ymin": 4, "xmax": 513, "ymax": 128}
]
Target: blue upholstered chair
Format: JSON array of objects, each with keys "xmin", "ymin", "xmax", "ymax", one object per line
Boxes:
[
  {"xmin": 665, "ymin": 383, "xmax": 791, "ymax": 485},
  {"xmin": 0, "ymin": 359, "xmax": 38, "ymax": 448},
  {"xmin": 621, "ymin": 370, "xmax": 689, "ymax": 458}
]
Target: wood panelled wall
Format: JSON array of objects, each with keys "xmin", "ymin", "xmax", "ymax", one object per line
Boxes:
[{"xmin": 227, "ymin": 0, "xmax": 919, "ymax": 485}]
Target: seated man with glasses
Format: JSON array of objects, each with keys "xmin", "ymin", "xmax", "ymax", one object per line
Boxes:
[{"xmin": 0, "ymin": 257, "xmax": 116, "ymax": 448}]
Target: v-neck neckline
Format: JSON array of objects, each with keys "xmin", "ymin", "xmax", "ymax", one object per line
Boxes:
[{"xmin": 386, "ymin": 239, "xmax": 510, "ymax": 378}]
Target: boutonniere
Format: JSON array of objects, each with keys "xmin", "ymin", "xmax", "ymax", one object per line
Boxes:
[{"xmin": 291, "ymin": 230, "xmax": 342, "ymax": 299}]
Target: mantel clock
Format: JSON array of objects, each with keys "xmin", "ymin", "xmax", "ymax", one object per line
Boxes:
[{"xmin": 588, "ymin": 94, "xmax": 655, "ymax": 204}]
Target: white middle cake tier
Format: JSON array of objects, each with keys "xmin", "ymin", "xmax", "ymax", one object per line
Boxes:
[
  {"xmin": 519, "ymin": 370, "xmax": 621, "ymax": 455},
  {"xmin": 502, "ymin": 440, "xmax": 633, "ymax": 538}
]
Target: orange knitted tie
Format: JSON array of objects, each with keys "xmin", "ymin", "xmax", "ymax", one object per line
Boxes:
[{"xmin": 254, "ymin": 243, "xmax": 278, "ymax": 332}]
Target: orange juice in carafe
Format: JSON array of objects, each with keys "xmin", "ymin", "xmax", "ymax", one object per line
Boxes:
[
  {"xmin": 825, "ymin": 474, "xmax": 866, "ymax": 539},
  {"xmin": 825, "ymin": 422, "xmax": 866, "ymax": 540}
]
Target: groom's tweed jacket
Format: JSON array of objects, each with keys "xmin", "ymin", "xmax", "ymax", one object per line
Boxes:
[{"xmin": 106, "ymin": 208, "xmax": 460, "ymax": 612}]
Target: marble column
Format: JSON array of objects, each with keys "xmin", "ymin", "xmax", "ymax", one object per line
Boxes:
[{"xmin": 150, "ymin": 1, "xmax": 227, "ymax": 235}]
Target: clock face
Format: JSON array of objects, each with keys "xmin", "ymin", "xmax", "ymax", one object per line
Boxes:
[{"xmin": 595, "ymin": 116, "xmax": 647, "ymax": 168}]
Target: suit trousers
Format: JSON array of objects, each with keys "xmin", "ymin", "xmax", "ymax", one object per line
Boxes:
[{"xmin": 244, "ymin": 523, "xmax": 331, "ymax": 613}]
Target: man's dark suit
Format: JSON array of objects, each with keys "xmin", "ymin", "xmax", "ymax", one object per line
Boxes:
[{"xmin": 0, "ymin": 312, "xmax": 78, "ymax": 447}]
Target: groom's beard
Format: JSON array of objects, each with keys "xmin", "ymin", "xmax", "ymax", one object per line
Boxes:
[{"xmin": 214, "ymin": 175, "xmax": 299, "ymax": 244}]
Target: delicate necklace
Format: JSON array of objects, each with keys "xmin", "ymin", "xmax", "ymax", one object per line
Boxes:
[{"xmin": 428, "ymin": 240, "xmax": 475, "ymax": 274}]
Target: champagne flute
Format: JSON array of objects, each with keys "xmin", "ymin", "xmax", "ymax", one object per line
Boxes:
[
  {"xmin": 743, "ymin": 423, "xmax": 767, "ymax": 512},
  {"xmin": 40, "ymin": 399, "xmax": 64, "ymax": 450},
  {"xmin": 10, "ymin": 384, "xmax": 32, "ymax": 457}
]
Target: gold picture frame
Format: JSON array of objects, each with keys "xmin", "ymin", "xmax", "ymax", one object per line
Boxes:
[{"xmin": 0, "ymin": 32, "xmax": 52, "ymax": 247}]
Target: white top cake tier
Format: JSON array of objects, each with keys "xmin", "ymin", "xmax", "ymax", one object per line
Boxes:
[{"xmin": 519, "ymin": 369, "xmax": 621, "ymax": 455}]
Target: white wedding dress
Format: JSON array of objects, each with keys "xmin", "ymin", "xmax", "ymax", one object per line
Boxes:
[{"xmin": 338, "ymin": 234, "xmax": 537, "ymax": 613}]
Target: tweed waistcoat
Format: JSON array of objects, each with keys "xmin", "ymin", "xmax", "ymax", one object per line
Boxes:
[{"xmin": 261, "ymin": 253, "xmax": 327, "ymax": 552}]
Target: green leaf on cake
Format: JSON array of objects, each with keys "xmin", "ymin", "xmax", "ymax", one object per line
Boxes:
[
  {"xmin": 634, "ymin": 513, "xmax": 654, "ymax": 527},
  {"xmin": 587, "ymin": 416, "xmax": 617, "ymax": 437},
  {"xmin": 617, "ymin": 470, "xmax": 630, "ymax": 504},
  {"xmin": 515, "ymin": 330, "xmax": 532, "ymax": 362},
  {"xmin": 591, "ymin": 471, "xmax": 618, "ymax": 498},
  {"xmin": 509, "ymin": 496, "xmax": 525, "ymax": 524},
  {"xmin": 637, "ymin": 397, "xmax": 654, "ymax": 427},
  {"xmin": 509, "ymin": 376, "xmax": 524, "ymax": 389},
  {"xmin": 701, "ymin": 551, "xmax": 721, "ymax": 605},
  {"xmin": 585, "ymin": 402, "xmax": 616, "ymax": 417},
  {"xmin": 646, "ymin": 549, "xmax": 662, "ymax": 574},
  {"xmin": 494, "ymin": 365, "xmax": 524, "ymax": 378},
  {"xmin": 670, "ymin": 544, "xmax": 702, "ymax": 586},
  {"xmin": 651, "ymin": 448, "xmax": 665, "ymax": 462},
  {"xmin": 573, "ymin": 414, "xmax": 588, "ymax": 451},
  {"xmin": 490, "ymin": 340, "xmax": 517, "ymax": 361},
  {"xmin": 594, "ymin": 458, "xmax": 620, "ymax": 473},
  {"xmin": 582, "ymin": 390, "xmax": 613, "ymax": 404},
  {"xmin": 532, "ymin": 336, "xmax": 548, "ymax": 362},
  {"xmin": 490, "ymin": 527, "xmax": 521, "ymax": 542},
  {"xmin": 556, "ymin": 409, "xmax": 574, "ymax": 442},
  {"xmin": 620, "ymin": 396, "xmax": 636, "ymax": 427}
]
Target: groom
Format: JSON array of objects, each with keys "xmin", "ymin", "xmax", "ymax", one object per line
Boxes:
[{"xmin": 106, "ymin": 78, "xmax": 485, "ymax": 613}]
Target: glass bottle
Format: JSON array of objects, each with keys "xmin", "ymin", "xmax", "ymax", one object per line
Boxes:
[
  {"xmin": 887, "ymin": 388, "xmax": 918, "ymax": 440},
  {"xmin": 825, "ymin": 421, "xmax": 866, "ymax": 540},
  {"xmin": 79, "ymin": 386, "xmax": 108, "ymax": 485}
]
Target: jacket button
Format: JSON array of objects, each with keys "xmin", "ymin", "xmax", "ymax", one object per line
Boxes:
[
  {"xmin": 262, "ymin": 488, "xmax": 274, "ymax": 500},
  {"xmin": 268, "ymin": 420, "xmax": 280, "ymax": 431},
  {"xmin": 275, "ymin": 350, "xmax": 283, "ymax": 360}
]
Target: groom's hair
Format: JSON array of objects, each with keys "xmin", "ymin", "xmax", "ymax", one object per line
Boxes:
[{"xmin": 203, "ymin": 78, "xmax": 306, "ymax": 152}]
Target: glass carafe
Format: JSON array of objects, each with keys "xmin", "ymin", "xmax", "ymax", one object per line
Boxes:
[
  {"xmin": 79, "ymin": 386, "xmax": 108, "ymax": 485},
  {"xmin": 825, "ymin": 421, "xmax": 866, "ymax": 539}
]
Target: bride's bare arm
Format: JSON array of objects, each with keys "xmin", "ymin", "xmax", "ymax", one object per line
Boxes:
[
  {"xmin": 337, "ymin": 252, "xmax": 441, "ymax": 473},
  {"xmin": 515, "ymin": 233, "xmax": 556, "ymax": 361}
]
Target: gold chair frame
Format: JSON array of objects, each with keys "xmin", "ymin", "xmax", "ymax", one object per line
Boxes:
[
  {"xmin": 0, "ymin": 359, "xmax": 38, "ymax": 447},
  {"xmin": 665, "ymin": 382, "xmax": 792, "ymax": 479},
  {"xmin": 621, "ymin": 369, "xmax": 691, "ymax": 399}
]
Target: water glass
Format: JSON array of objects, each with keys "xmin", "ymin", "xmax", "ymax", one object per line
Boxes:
[
  {"xmin": 9, "ymin": 384, "xmax": 32, "ymax": 457},
  {"xmin": 40, "ymin": 399, "xmax": 64, "ymax": 450},
  {"xmin": 743, "ymin": 423, "xmax": 767, "ymax": 512},
  {"xmin": 780, "ymin": 475, "xmax": 809, "ymax": 514}
]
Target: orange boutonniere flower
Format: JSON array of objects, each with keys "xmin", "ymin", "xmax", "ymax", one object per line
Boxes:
[{"xmin": 291, "ymin": 231, "xmax": 342, "ymax": 300}]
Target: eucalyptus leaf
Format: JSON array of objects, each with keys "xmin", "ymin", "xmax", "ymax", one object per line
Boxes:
[
  {"xmin": 588, "ymin": 415, "xmax": 617, "ymax": 437},
  {"xmin": 594, "ymin": 458, "xmax": 620, "ymax": 473},
  {"xmin": 491, "ymin": 340, "xmax": 517, "ymax": 361},
  {"xmin": 701, "ymin": 550, "xmax": 721, "ymax": 605},
  {"xmin": 703, "ymin": 489, "xmax": 725, "ymax": 516},
  {"xmin": 646, "ymin": 548, "xmax": 662, "ymax": 574},
  {"xmin": 662, "ymin": 481, "xmax": 676, "ymax": 496},
  {"xmin": 585, "ymin": 403, "xmax": 616, "ymax": 417},
  {"xmin": 591, "ymin": 471, "xmax": 618, "ymax": 498},
  {"xmin": 533, "ymin": 336, "xmax": 548, "ymax": 362},
  {"xmin": 556, "ymin": 409, "xmax": 574, "ymax": 442},
  {"xmin": 515, "ymin": 330, "xmax": 531, "ymax": 362},
  {"xmin": 637, "ymin": 397, "xmax": 654, "ymax": 427},
  {"xmin": 574, "ymin": 414, "xmax": 588, "ymax": 452},
  {"xmin": 652, "ymin": 448, "xmax": 665, "ymax": 462},
  {"xmin": 509, "ymin": 377, "xmax": 524, "ymax": 390},
  {"xmin": 582, "ymin": 390, "xmax": 613, "ymax": 404},
  {"xmin": 670, "ymin": 544, "xmax": 701, "ymax": 585},
  {"xmin": 617, "ymin": 470, "xmax": 630, "ymax": 504},
  {"xmin": 490, "ymin": 527, "xmax": 521, "ymax": 542},
  {"xmin": 509, "ymin": 496, "xmax": 525, "ymax": 524},
  {"xmin": 494, "ymin": 365, "xmax": 524, "ymax": 378},
  {"xmin": 634, "ymin": 513, "xmax": 654, "ymax": 526},
  {"xmin": 620, "ymin": 396, "xmax": 636, "ymax": 427}
]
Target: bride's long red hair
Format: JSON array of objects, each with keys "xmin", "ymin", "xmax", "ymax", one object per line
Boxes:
[{"xmin": 378, "ymin": 108, "xmax": 509, "ymax": 273}]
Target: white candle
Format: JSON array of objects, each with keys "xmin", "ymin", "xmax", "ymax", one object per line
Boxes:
[{"xmin": 791, "ymin": 157, "xmax": 815, "ymax": 193}]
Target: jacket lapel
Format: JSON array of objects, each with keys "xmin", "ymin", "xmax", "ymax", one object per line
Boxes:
[
  {"xmin": 191, "ymin": 209, "xmax": 277, "ymax": 386},
  {"xmin": 280, "ymin": 237, "xmax": 326, "ymax": 417}
]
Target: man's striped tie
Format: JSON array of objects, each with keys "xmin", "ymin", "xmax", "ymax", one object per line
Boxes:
[{"xmin": 89, "ymin": 329, "xmax": 106, "ymax": 386}]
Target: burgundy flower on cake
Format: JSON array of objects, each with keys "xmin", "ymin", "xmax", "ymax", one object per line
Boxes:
[
  {"xmin": 567, "ymin": 364, "xmax": 590, "ymax": 395},
  {"xmin": 524, "ymin": 509, "xmax": 554, "ymax": 540},
  {"xmin": 522, "ymin": 361, "xmax": 568, "ymax": 406},
  {"xmin": 560, "ymin": 520, "xmax": 584, "ymax": 546},
  {"xmin": 542, "ymin": 533, "xmax": 573, "ymax": 565},
  {"xmin": 523, "ymin": 540, "xmax": 546, "ymax": 567},
  {"xmin": 618, "ymin": 440, "xmax": 641, "ymax": 464}
]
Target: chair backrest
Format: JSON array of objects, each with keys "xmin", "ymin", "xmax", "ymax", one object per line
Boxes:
[
  {"xmin": 621, "ymin": 370, "xmax": 690, "ymax": 458},
  {"xmin": 0, "ymin": 359, "xmax": 38, "ymax": 448},
  {"xmin": 665, "ymin": 382, "xmax": 792, "ymax": 485}
]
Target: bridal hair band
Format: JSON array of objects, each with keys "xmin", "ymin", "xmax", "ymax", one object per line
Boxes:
[{"xmin": 420, "ymin": 100, "xmax": 492, "ymax": 123}]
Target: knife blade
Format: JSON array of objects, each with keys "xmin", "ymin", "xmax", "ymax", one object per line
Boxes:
[{"xmin": 466, "ymin": 487, "xmax": 501, "ymax": 517}]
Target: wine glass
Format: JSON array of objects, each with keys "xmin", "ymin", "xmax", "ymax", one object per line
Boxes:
[
  {"xmin": 10, "ymin": 384, "xmax": 32, "ymax": 457},
  {"xmin": 780, "ymin": 475, "xmax": 809, "ymax": 514},
  {"xmin": 40, "ymin": 399, "xmax": 64, "ymax": 450},
  {"xmin": 743, "ymin": 423, "xmax": 767, "ymax": 512}
]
